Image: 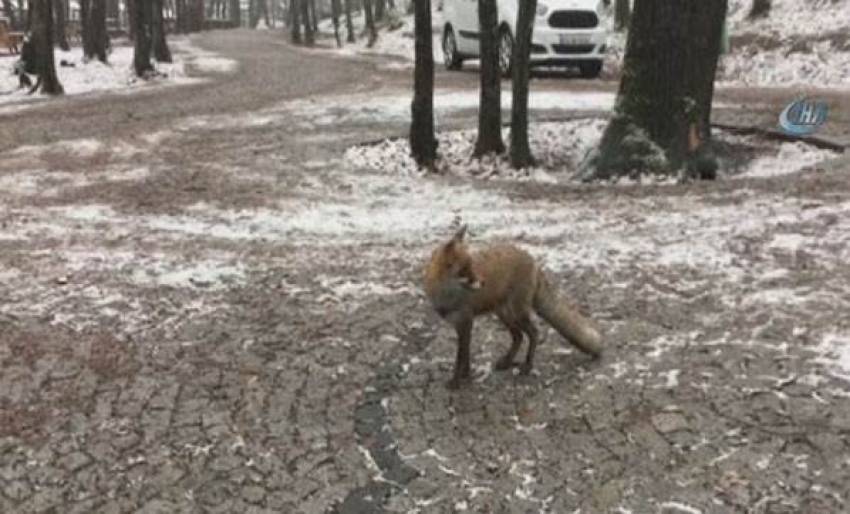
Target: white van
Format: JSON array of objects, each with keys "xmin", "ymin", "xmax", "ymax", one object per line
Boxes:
[{"xmin": 441, "ymin": 0, "xmax": 609, "ymax": 78}]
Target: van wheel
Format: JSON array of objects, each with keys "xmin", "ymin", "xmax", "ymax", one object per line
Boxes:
[
  {"xmin": 498, "ymin": 28, "xmax": 514, "ymax": 77},
  {"xmin": 579, "ymin": 60, "xmax": 603, "ymax": 78},
  {"xmin": 443, "ymin": 27, "xmax": 463, "ymax": 71}
]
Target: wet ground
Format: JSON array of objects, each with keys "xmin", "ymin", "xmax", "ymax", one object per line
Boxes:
[{"xmin": 1, "ymin": 29, "xmax": 850, "ymax": 514}]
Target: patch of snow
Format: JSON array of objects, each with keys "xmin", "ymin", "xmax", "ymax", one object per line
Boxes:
[
  {"xmin": 0, "ymin": 37, "xmax": 235, "ymax": 113},
  {"xmin": 130, "ymin": 260, "xmax": 246, "ymax": 290},
  {"xmin": 345, "ymin": 118, "xmax": 834, "ymax": 184},
  {"xmin": 659, "ymin": 501, "xmax": 702, "ymax": 514},
  {"xmin": 814, "ymin": 333, "xmax": 850, "ymax": 382},
  {"xmin": 734, "ymin": 141, "xmax": 835, "ymax": 179}
]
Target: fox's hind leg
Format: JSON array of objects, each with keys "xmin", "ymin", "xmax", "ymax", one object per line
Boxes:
[
  {"xmin": 518, "ymin": 316, "xmax": 539, "ymax": 375},
  {"xmin": 495, "ymin": 314, "xmax": 524, "ymax": 371}
]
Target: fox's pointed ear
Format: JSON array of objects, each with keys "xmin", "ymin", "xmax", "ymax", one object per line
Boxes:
[{"xmin": 452, "ymin": 225, "xmax": 467, "ymax": 243}]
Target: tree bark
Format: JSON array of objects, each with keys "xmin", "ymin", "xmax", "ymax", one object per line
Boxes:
[
  {"xmin": 331, "ymin": 0, "xmax": 341, "ymax": 47},
  {"xmin": 583, "ymin": 0, "xmax": 727, "ymax": 180},
  {"xmin": 614, "ymin": 0, "xmax": 630, "ymax": 31},
  {"xmin": 510, "ymin": 0, "xmax": 536, "ymax": 168},
  {"xmin": 308, "ymin": 0, "xmax": 316, "ymax": 32},
  {"xmin": 82, "ymin": 0, "xmax": 108, "ymax": 62},
  {"xmin": 363, "ymin": 0, "xmax": 377, "ymax": 46},
  {"xmin": 290, "ymin": 0, "xmax": 302, "ymax": 42},
  {"xmin": 229, "ymin": 0, "xmax": 240, "ymax": 26},
  {"xmin": 152, "ymin": 0, "xmax": 171, "ymax": 61},
  {"xmin": 748, "ymin": 0, "xmax": 770, "ymax": 19},
  {"xmin": 344, "ymin": 0, "xmax": 354, "ymax": 42},
  {"xmin": 473, "ymin": 0, "xmax": 504, "ymax": 157},
  {"xmin": 259, "ymin": 0, "xmax": 270, "ymax": 27},
  {"xmin": 31, "ymin": 0, "xmax": 63, "ymax": 94},
  {"xmin": 410, "ymin": 0, "xmax": 437, "ymax": 168},
  {"xmin": 106, "ymin": 0, "xmax": 119, "ymax": 19},
  {"xmin": 300, "ymin": 0, "xmax": 313, "ymax": 45},
  {"xmin": 132, "ymin": 0, "xmax": 154, "ymax": 76},
  {"xmin": 2, "ymin": 0, "xmax": 18, "ymax": 30}
]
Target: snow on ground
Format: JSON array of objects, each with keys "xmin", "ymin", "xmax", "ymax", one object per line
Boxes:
[
  {"xmin": 0, "ymin": 37, "xmax": 237, "ymax": 112},
  {"xmin": 344, "ymin": 118, "xmax": 838, "ymax": 182},
  {"xmin": 316, "ymin": 5, "xmax": 444, "ymax": 69},
  {"xmin": 170, "ymin": 88, "xmax": 615, "ymax": 133}
]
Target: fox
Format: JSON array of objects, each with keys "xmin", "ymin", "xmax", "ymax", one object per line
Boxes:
[{"xmin": 423, "ymin": 225, "xmax": 603, "ymax": 389}]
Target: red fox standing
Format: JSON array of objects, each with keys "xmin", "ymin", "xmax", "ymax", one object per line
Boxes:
[{"xmin": 423, "ymin": 226, "xmax": 603, "ymax": 389}]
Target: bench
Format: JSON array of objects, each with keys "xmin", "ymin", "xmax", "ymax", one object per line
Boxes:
[{"xmin": 0, "ymin": 17, "xmax": 24, "ymax": 54}]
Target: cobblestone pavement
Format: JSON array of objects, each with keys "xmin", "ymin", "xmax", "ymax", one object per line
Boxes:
[{"xmin": 1, "ymin": 30, "xmax": 850, "ymax": 514}]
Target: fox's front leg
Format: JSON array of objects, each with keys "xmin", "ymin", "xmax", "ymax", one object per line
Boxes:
[{"xmin": 447, "ymin": 316, "xmax": 474, "ymax": 389}]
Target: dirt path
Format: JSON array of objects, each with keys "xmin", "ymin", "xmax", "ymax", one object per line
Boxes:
[{"xmin": 1, "ymin": 30, "xmax": 849, "ymax": 514}]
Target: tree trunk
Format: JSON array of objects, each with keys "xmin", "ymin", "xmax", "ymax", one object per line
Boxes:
[
  {"xmin": 290, "ymin": 0, "xmax": 301, "ymax": 42},
  {"xmin": 300, "ymin": 0, "xmax": 313, "ymax": 45},
  {"xmin": 410, "ymin": 0, "xmax": 437, "ymax": 168},
  {"xmin": 308, "ymin": 0, "xmax": 316, "ymax": 32},
  {"xmin": 748, "ymin": 0, "xmax": 770, "ymax": 19},
  {"xmin": 259, "ymin": 0, "xmax": 269, "ymax": 27},
  {"xmin": 82, "ymin": 0, "xmax": 108, "ymax": 62},
  {"xmin": 152, "ymin": 0, "xmax": 171, "ymax": 61},
  {"xmin": 106, "ymin": 0, "xmax": 119, "ymax": 19},
  {"xmin": 229, "ymin": 0, "xmax": 240, "ymax": 26},
  {"xmin": 248, "ymin": 0, "xmax": 258, "ymax": 27},
  {"xmin": 174, "ymin": 0, "xmax": 185, "ymax": 32},
  {"xmin": 473, "ymin": 0, "xmax": 504, "ymax": 157},
  {"xmin": 132, "ymin": 0, "xmax": 154, "ymax": 76},
  {"xmin": 31, "ymin": 0, "xmax": 63, "ymax": 94},
  {"xmin": 510, "ymin": 0, "xmax": 536, "ymax": 168},
  {"xmin": 374, "ymin": 0, "xmax": 383, "ymax": 21},
  {"xmin": 583, "ymin": 0, "xmax": 727, "ymax": 181},
  {"xmin": 2, "ymin": 0, "xmax": 18, "ymax": 30},
  {"xmin": 363, "ymin": 0, "xmax": 376, "ymax": 46},
  {"xmin": 80, "ymin": 0, "xmax": 91, "ymax": 49},
  {"xmin": 614, "ymin": 0, "xmax": 630, "ymax": 31},
  {"xmin": 53, "ymin": 0, "xmax": 68, "ymax": 50},
  {"xmin": 331, "ymin": 0, "xmax": 341, "ymax": 47},
  {"xmin": 344, "ymin": 0, "xmax": 354, "ymax": 42}
]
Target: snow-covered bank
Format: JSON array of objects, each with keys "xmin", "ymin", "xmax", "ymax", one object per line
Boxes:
[
  {"xmin": 344, "ymin": 118, "xmax": 838, "ymax": 183},
  {"xmin": 0, "ymin": 37, "xmax": 237, "ymax": 112}
]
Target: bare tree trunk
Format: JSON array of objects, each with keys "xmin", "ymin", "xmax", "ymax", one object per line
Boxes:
[
  {"xmin": 259, "ymin": 0, "xmax": 270, "ymax": 27},
  {"xmin": 82, "ymin": 0, "xmax": 108, "ymax": 62},
  {"xmin": 3, "ymin": 0, "xmax": 18, "ymax": 30},
  {"xmin": 106, "ymin": 0, "xmax": 119, "ymax": 19},
  {"xmin": 229, "ymin": 0, "xmax": 240, "ymax": 26},
  {"xmin": 748, "ymin": 0, "xmax": 770, "ymax": 19},
  {"xmin": 308, "ymin": 0, "xmax": 316, "ymax": 32},
  {"xmin": 31, "ymin": 0, "xmax": 63, "ymax": 94},
  {"xmin": 344, "ymin": 0, "xmax": 354, "ymax": 42},
  {"xmin": 300, "ymin": 0, "xmax": 312, "ymax": 45},
  {"xmin": 374, "ymin": 0, "xmax": 383, "ymax": 21},
  {"xmin": 363, "ymin": 0, "xmax": 376, "ymax": 46},
  {"xmin": 473, "ymin": 0, "xmax": 504, "ymax": 157},
  {"xmin": 52, "ymin": 0, "xmax": 69, "ymax": 49},
  {"xmin": 510, "ymin": 0, "xmax": 536, "ymax": 168},
  {"xmin": 410, "ymin": 0, "xmax": 437, "ymax": 168},
  {"xmin": 132, "ymin": 0, "xmax": 153, "ymax": 76},
  {"xmin": 290, "ymin": 0, "xmax": 301, "ymax": 42},
  {"xmin": 614, "ymin": 0, "xmax": 630, "ymax": 31},
  {"xmin": 331, "ymin": 0, "xmax": 341, "ymax": 47},
  {"xmin": 248, "ymin": 0, "xmax": 258, "ymax": 26},
  {"xmin": 584, "ymin": 0, "xmax": 727, "ymax": 180},
  {"xmin": 152, "ymin": 0, "xmax": 171, "ymax": 61}
]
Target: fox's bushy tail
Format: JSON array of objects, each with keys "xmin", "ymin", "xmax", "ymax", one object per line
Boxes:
[{"xmin": 533, "ymin": 272, "xmax": 603, "ymax": 357}]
